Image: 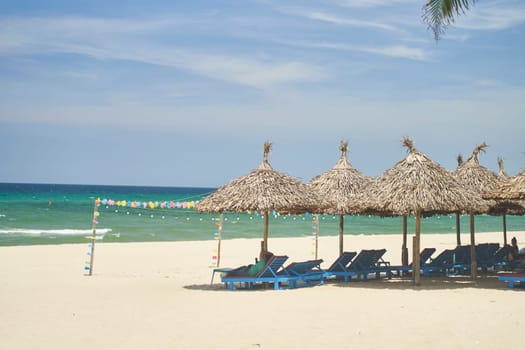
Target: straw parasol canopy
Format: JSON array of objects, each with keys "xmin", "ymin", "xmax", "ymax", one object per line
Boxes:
[
  {"xmin": 484, "ymin": 169, "xmax": 525, "ymax": 200},
  {"xmin": 308, "ymin": 140, "xmax": 373, "ymax": 255},
  {"xmin": 452, "ymin": 143, "xmax": 501, "ymax": 196},
  {"xmin": 358, "ymin": 137, "xmax": 487, "ymax": 285},
  {"xmin": 195, "ymin": 141, "xmax": 325, "ymax": 251},
  {"xmin": 497, "ymin": 157, "xmax": 510, "ymax": 180},
  {"xmin": 451, "ymin": 142, "xmax": 502, "ymax": 278},
  {"xmin": 483, "ymin": 169, "xmax": 525, "ymax": 243},
  {"xmin": 363, "ymin": 138, "xmax": 486, "ymax": 217}
]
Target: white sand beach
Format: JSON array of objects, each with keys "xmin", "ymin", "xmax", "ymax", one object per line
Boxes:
[{"xmin": 1, "ymin": 231, "xmax": 524, "ymax": 350}]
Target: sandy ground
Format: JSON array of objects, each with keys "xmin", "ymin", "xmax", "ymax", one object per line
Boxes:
[{"xmin": 1, "ymin": 231, "xmax": 524, "ymax": 350}]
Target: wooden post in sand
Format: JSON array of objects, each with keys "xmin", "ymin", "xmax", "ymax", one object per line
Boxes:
[
  {"xmin": 402, "ymin": 215, "xmax": 409, "ymax": 266},
  {"xmin": 263, "ymin": 211, "xmax": 269, "ymax": 252},
  {"xmin": 469, "ymin": 212, "xmax": 477, "ymax": 280},
  {"xmin": 313, "ymin": 214, "xmax": 319, "ymax": 260},
  {"xmin": 213, "ymin": 213, "xmax": 223, "ymax": 267},
  {"xmin": 413, "ymin": 210, "xmax": 421, "ymax": 286},
  {"xmin": 86, "ymin": 200, "xmax": 99, "ymax": 276},
  {"xmin": 456, "ymin": 212, "xmax": 461, "ymax": 246}
]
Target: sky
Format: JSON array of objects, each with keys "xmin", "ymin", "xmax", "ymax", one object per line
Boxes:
[{"xmin": 1, "ymin": 0, "xmax": 524, "ymax": 188}]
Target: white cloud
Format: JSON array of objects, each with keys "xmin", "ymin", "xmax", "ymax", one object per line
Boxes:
[
  {"xmin": 455, "ymin": 4, "xmax": 525, "ymax": 30},
  {"xmin": 0, "ymin": 16, "xmax": 324, "ymax": 89},
  {"xmin": 271, "ymin": 5, "xmax": 400, "ymax": 32},
  {"xmin": 275, "ymin": 39, "xmax": 428, "ymax": 61},
  {"xmin": 333, "ymin": 0, "xmax": 418, "ymax": 8}
]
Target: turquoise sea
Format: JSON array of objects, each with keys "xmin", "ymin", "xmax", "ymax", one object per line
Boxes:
[{"xmin": 0, "ymin": 183, "xmax": 523, "ymax": 246}]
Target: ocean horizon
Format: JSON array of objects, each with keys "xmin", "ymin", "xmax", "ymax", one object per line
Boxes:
[{"xmin": 0, "ymin": 182, "xmax": 523, "ymax": 246}]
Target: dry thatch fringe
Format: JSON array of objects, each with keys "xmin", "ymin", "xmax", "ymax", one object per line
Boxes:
[
  {"xmin": 457, "ymin": 153, "xmax": 463, "ymax": 166},
  {"xmin": 355, "ymin": 137, "xmax": 488, "ymax": 216},
  {"xmin": 402, "ymin": 136, "xmax": 414, "ymax": 153},
  {"xmin": 452, "ymin": 142, "xmax": 501, "ymax": 195},
  {"xmin": 497, "ymin": 156, "xmax": 510, "ymax": 179},
  {"xmin": 308, "ymin": 140, "xmax": 372, "ymax": 214},
  {"xmin": 483, "ymin": 169, "xmax": 525, "ymax": 200},
  {"xmin": 195, "ymin": 141, "xmax": 326, "ymax": 214}
]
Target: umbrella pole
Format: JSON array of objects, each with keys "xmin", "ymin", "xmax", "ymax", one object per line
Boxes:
[
  {"xmin": 217, "ymin": 213, "xmax": 223, "ymax": 267},
  {"xmin": 263, "ymin": 211, "xmax": 269, "ymax": 252},
  {"xmin": 469, "ymin": 212, "xmax": 477, "ymax": 280},
  {"xmin": 314, "ymin": 214, "xmax": 319, "ymax": 260},
  {"xmin": 502, "ymin": 213, "xmax": 508, "ymax": 246},
  {"xmin": 456, "ymin": 212, "xmax": 461, "ymax": 246},
  {"xmin": 413, "ymin": 211, "xmax": 421, "ymax": 286},
  {"xmin": 402, "ymin": 215, "xmax": 408, "ymax": 266},
  {"xmin": 339, "ymin": 215, "xmax": 344, "ymax": 256}
]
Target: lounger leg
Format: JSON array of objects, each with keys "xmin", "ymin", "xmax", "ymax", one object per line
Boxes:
[{"xmin": 509, "ymin": 280, "xmax": 515, "ymax": 288}]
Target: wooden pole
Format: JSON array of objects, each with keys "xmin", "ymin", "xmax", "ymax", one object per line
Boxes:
[
  {"xmin": 339, "ymin": 214, "xmax": 344, "ymax": 256},
  {"xmin": 502, "ymin": 213, "xmax": 508, "ymax": 246},
  {"xmin": 263, "ymin": 211, "xmax": 269, "ymax": 252},
  {"xmin": 413, "ymin": 210, "xmax": 421, "ymax": 286},
  {"xmin": 87, "ymin": 200, "xmax": 99, "ymax": 276},
  {"xmin": 469, "ymin": 212, "xmax": 477, "ymax": 281},
  {"xmin": 402, "ymin": 215, "xmax": 408, "ymax": 266},
  {"xmin": 314, "ymin": 214, "xmax": 319, "ymax": 260},
  {"xmin": 217, "ymin": 213, "xmax": 223, "ymax": 267},
  {"xmin": 456, "ymin": 212, "xmax": 461, "ymax": 246}
]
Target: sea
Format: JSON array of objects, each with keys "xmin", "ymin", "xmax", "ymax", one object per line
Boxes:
[{"xmin": 0, "ymin": 183, "xmax": 523, "ymax": 246}]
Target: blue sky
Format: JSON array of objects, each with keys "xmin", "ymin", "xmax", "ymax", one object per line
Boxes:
[{"xmin": 1, "ymin": 0, "xmax": 524, "ymax": 187}]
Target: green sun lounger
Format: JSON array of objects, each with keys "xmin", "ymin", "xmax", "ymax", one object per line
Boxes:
[{"xmin": 220, "ymin": 255, "xmax": 295, "ymax": 290}]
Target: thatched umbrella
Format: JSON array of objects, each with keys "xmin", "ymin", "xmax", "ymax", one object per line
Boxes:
[
  {"xmin": 452, "ymin": 143, "xmax": 501, "ymax": 277},
  {"xmin": 484, "ymin": 169, "xmax": 525, "ymax": 200},
  {"xmin": 484, "ymin": 169, "xmax": 525, "ymax": 243},
  {"xmin": 308, "ymin": 141, "xmax": 373, "ymax": 255},
  {"xmin": 358, "ymin": 137, "xmax": 487, "ymax": 285},
  {"xmin": 195, "ymin": 142, "xmax": 324, "ymax": 252}
]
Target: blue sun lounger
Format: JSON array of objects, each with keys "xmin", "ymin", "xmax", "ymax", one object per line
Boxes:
[
  {"xmin": 345, "ymin": 249, "xmax": 391, "ymax": 281},
  {"xmin": 221, "ymin": 255, "xmax": 294, "ymax": 290},
  {"xmin": 421, "ymin": 249, "xmax": 455, "ymax": 276},
  {"xmin": 452, "ymin": 245, "xmax": 473, "ymax": 275},
  {"xmin": 498, "ymin": 273, "xmax": 525, "ymax": 288},
  {"xmin": 476, "ymin": 243, "xmax": 500, "ymax": 272},
  {"xmin": 324, "ymin": 251, "xmax": 358, "ymax": 282},
  {"xmin": 280, "ymin": 259, "xmax": 325, "ymax": 288},
  {"xmin": 453, "ymin": 243, "xmax": 503, "ymax": 274},
  {"xmin": 389, "ymin": 248, "xmax": 436, "ymax": 277}
]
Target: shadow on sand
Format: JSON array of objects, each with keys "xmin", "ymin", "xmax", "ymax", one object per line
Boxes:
[{"xmin": 185, "ymin": 273, "xmax": 519, "ymax": 291}]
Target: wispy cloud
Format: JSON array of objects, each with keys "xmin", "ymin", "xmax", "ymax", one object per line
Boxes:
[
  {"xmin": 276, "ymin": 39, "xmax": 428, "ymax": 61},
  {"xmin": 272, "ymin": 5, "xmax": 400, "ymax": 32},
  {"xmin": 0, "ymin": 16, "xmax": 324, "ymax": 89},
  {"xmin": 456, "ymin": 3, "xmax": 525, "ymax": 30},
  {"xmin": 333, "ymin": 0, "xmax": 418, "ymax": 8}
]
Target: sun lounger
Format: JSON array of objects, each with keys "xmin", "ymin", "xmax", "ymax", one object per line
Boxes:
[
  {"xmin": 476, "ymin": 243, "xmax": 500, "ymax": 272},
  {"xmin": 421, "ymin": 249, "xmax": 455, "ymax": 276},
  {"xmin": 324, "ymin": 251, "xmax": 358, "ymax": 282},
  {"xmin": 454, "ymin": 243, "xmax": 503, "ymax": 274},
  {"xmin": 452, "ymin": 245, "xmax": 472, "ymax": 275},
  {"xmin": 389, "ymin": 248, "xmax": 436, "ymax": 276},
  {"xmin": 493, "ymin": 245, "xmax": 521, "ymax": 271},
  {"xmin": 221, "ymin": 255, "xmax": 295, "ymax": 290},
  {"xmin": 280, "ymin": 259, "xmax": 325, "ymax": 287},
  {"xmin": 498, "ymin": 273, "xmax": 525, "ymax": 288},
  {"xmin": 344, "ymin": 249, "xmax": 391, "ymax": 281}
]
